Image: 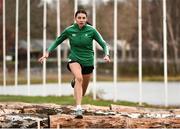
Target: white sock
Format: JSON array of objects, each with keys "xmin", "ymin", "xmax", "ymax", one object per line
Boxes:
[{"xmin": 76, "ymin": 105, "xmax": 82, "ymax": 110}]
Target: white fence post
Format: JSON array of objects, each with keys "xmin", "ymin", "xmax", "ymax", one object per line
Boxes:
[
  {"xmin": 57, "ymin": 0, "xmax": 62, "ymax": 96},
  {"xmin": 15, "ymin": 0, "xmax": 19, "ymax": 95},
  {"xmin": 74, "ymin": 0, "xmax": 78, "ymax": 14},
  {"xmin": 43, "ymin": 0, "xmax": 47, "ymax": 96},
  {"xmin": 113, "ymin": 0, "xmax": 118, "ymax": 102},
  {"xmin": 3, "ymin": 0, "xmax": 6, "ymax": 90},
  {"xmin": 27, "ymin": 0, "xmax": 31, "ymax": 95},
  {"xmin": 163, "ymin": 0, "xmax": 168, "ymax": 107},
  {"xmin": 138, "ymin": 0, "xmax": 142, "ymax": 106},
  {"xmin": 92, "ymin": 0, "xmax": 97, "ymax": 100}
]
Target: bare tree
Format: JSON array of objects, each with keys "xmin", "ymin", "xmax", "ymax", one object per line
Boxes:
[{"xmin": 167, "ymin": 0, "xmax": 180, "ymax": 74}]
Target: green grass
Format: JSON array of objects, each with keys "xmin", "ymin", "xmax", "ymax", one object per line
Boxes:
[
  {"xmin": 0, "ymin": 95, "xmax": 139, "ymax": 107},
  {"xmin": 0, "ymin": 95, "xmax": 179, "ymax": 109},
  {"xmin": 0, "ymin": 95, "xmax": 75, "ymax": 105}
]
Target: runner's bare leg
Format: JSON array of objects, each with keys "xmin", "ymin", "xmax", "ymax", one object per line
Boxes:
[
  {"xmin": 69, "ymin": 63, "xmax": 83, "ymax": 106},
  {"xmin": 82, "ymin": 74, "xmax": 92, "ymax": 96}
]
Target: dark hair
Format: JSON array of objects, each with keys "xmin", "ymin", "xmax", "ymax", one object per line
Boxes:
[
  {"xmin": 75, "ymin": 9, "xmax": 87, "ymax": 17},
  {"xmin": 74, "ymin": 9, "xmax": 92, "ymax": 25}
]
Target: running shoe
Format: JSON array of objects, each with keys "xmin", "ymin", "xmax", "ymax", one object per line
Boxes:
[
  {"xmin": 74, "ymin": 109, "xmax": 83, "ymax": 119},
  {"xmin": 71, "ymin": 78, "xmax": 75, "ymax": 88}
]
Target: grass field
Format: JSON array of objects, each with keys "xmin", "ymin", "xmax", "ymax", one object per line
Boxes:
[
  {"xmin": 0, "ymin": 95, "xmax": 177, "ymax": 109},
  {"xmin": 0, "ymin": 95, "xmax": 138, "ymax": 106}
]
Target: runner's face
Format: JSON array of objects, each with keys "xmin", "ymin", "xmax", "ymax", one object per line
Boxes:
[{"xmin": 75, "ymin": 13, "xmax": 87, "ymax": 28}]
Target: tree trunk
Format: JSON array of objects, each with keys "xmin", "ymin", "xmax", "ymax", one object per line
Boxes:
[{"xmin": 167, "ymin": 14, "xmax": 179, "ymax": 75}]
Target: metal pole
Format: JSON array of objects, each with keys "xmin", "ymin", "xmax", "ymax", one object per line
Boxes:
[
  {"xmin": 113, "ymin": 0, "xmax": 118, "ymax": 102},
  {"xmin": 92, "ymin": 0, "xmax": 97, "ymax": 100},
  {"xmin": 15, "ymin": 0, "xmax": 19, "ymax": 94},
  {"xmin": 3, "ymin": 0, "xmax": 6, "ymax": 88},
  {"xmin": 74, "ymin": 0, "xmax": 78, "ymax": 14},
  {"xmin": 138, "ymin": 0, "xmax": 142, "ymax": 106},
  {"xmin": 43, "ymin": 0, "xmax": 47, "ymax": 96},
  {"xmin": 27, "ymin": 0, "xmax": 31, "ymax": 95},
  {"xmin": 57, "ymin": 0, "xmax": 61, "ymax": 96},
  {"xmin": 163, "ymin": 0, "xmax": 168, "ymax": 107}
]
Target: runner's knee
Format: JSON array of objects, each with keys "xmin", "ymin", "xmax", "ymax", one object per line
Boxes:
[{"xmin": 75, "ymin": 76, "xmax": 83, "ymax": 83}]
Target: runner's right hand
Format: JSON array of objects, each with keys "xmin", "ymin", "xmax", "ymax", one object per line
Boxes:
[{"xmin": 38, "ymin": 52, "xmax": 49, "ymax": 64}]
